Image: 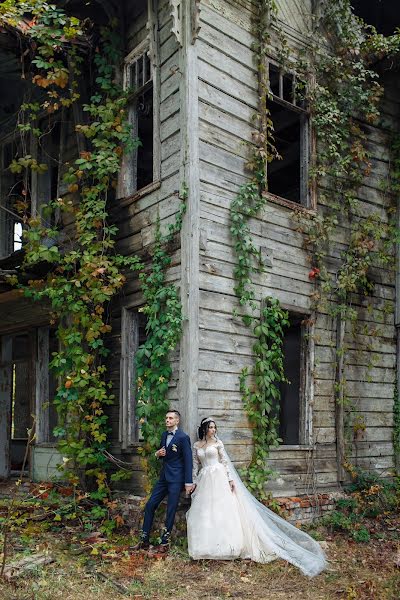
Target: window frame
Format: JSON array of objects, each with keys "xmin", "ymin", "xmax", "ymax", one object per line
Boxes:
[
  {"xmin": 119, "ymin": 4, "xmax": 161, "ymax": 201},
  {"xmin": 0, "ymin": 135, "xmax": 26, "ymax": 258},
  {"xmin": 0, "ymin": 116, "xmax": 63, "ymax": 259},
  {"xmin": 269, "ymin": 305, "xmax": 314, "ymax": 449},
  {"xmin": 35, "ymin": 326, "xmax": 60, "ymax": 446},
  {"xmin": 264, "ymin": 57, "xmax": 316, "ymax": 212},
  {"xmin": 119, "ymin": 307, "xmax": 143, "ymax": 449}
]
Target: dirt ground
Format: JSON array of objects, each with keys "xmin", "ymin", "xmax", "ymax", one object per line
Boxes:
[{"xmin": 0, "ymin": 521, "xmax": 399, "ymax": 600}]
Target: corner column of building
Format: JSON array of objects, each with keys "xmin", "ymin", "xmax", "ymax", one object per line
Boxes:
[{"xmin": 178, "ymin": 0, "xmax": 200, "ymax": 439}]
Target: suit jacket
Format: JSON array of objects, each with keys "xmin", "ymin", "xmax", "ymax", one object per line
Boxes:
[{"xmin": 158, "ymin": 428, "xmax": 193, "ymax": 484}]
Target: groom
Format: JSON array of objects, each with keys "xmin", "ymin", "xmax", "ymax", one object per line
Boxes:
[{"xmin": 136, "ymin": 409, "xmax": 194, "ymax": 552}]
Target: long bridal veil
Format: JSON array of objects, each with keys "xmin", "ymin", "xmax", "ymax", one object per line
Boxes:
[{"xmin": 226, "ymin": 451, "xmax": 327, "ymax": 577}]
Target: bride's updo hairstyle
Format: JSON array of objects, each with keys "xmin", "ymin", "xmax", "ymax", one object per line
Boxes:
[{"xmin": 198, "ymin": 417, "xmax": 217, "ymax": 440}]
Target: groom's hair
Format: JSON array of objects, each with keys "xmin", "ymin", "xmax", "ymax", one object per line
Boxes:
[{"xmin": 166, "ymin": 409, "xmax": 181, "ymax": 419}]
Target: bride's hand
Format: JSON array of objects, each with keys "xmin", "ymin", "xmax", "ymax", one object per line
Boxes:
[{"xmin": 229, "ymin": 480, "xmax": 235, "ymax": 492}]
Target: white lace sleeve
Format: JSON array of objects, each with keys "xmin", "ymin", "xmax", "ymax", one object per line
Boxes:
[
  {"xmin": 217, "ymin": 441, "xmax": 232, "ymax": 480},
  {"xmin": 192, "ymin": 443, "xmax": 200, "ymax": 483}
]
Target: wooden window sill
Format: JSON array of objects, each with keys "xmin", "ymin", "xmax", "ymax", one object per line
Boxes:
[
  {"xmin": 118, "ymin": 180, "xmax": 161, "ymax": 207},
  {"xmin": 262, "ymin": 190, "xmax": 316, "ymax": 214}
]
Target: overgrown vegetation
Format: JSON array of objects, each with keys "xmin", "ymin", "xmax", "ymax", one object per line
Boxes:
[
  {"xmin": 295, "ymin": 1, "xmax": 400, "ymax": 473},
  {"xmin": 322, "ymin": 468, "xmax": 399, "ymax": 543},
  {"xmin": 230, "ymin": 0, "xmax": 400, "ymax": 497},
  {"xmin": 229, "ymin": 0, "xmax": 289, "ymax": 500},
  {"xmin": 135, "ymin": 192, "xmax": 187, "ymax": 488},
  {"xmin": 0, "ymin": 0, "xmax": 184, "ymax": 495},
  {"xmin": 0, "ymin": 477, "xmax": 399, "ymax": 599}
]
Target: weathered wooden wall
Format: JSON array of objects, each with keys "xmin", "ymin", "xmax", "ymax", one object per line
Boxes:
[
  {"xmin": 195, "ymin": 0, "xmax": 397, "ymax": 495},
  {"xmin": 108, "ymin": 0, "xmax": 185, "ymax": 487}
]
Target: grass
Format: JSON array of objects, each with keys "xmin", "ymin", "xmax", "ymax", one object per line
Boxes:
[{"xmin": 0, "ymin": 516, "xmax": 399, "ymax": 600}]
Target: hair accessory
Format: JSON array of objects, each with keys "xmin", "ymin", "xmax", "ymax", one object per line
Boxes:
[{"xmin": 202, "ymin": 417, "xmax": 215, "ymax": 425}]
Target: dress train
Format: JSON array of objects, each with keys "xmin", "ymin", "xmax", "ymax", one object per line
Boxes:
[{"xmin": 186, "ymin": 440, "xmax": 326, "ymax": 577}]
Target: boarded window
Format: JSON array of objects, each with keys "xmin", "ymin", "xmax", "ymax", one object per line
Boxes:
[
  {"xmin": 267, "ymin": 62, "xmax": 310, "ymax": 206},
  {"xmin": 119, "ymin": 308, "xmax": 147, "ymax": 448}
]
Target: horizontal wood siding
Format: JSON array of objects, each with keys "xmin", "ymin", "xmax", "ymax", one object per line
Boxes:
[
  {"xmin": 197, "ymin": 0, "xmax": 397, "ymax": 494},
  {"xmin": 107, "ymin": 0, "xmax": 183, "ymax": 448}
]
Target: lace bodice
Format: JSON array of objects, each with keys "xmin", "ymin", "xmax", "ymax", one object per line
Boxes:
[{"xmin": 192, "ymin": 440, "xmax": 231, "ymax": 482}]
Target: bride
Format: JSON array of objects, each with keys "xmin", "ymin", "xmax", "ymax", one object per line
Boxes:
[{"xmin": 186, "ymin": 417, "xmax": 326, "ymax": 577}]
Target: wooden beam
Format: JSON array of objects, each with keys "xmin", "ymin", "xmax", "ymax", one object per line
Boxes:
[
  {"xmin": 0, "ymin": 290, "xmax": 23, "ymax": 304},
  {"xmin": 178, "ymin": 0, "xmax": 200, "ymax": 438}
]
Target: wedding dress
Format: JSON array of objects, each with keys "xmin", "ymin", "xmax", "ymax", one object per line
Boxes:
[{"xmin": 186, "ymin": 439, "xmax": 326, "ymax": 577}]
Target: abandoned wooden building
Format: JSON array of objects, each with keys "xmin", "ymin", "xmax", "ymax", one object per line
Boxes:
[{"xmin": 0, "ymin": 0, "xmax": 399, "ymax": 506}]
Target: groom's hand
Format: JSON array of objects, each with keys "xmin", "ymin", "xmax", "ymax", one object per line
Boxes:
[
  {"xmin": 155, "ymin": 447, "xmax": 166, "ymax": 458},
  {"xmin": 185, "ymin": 484, "xmax": 196, "ymax": 494}
]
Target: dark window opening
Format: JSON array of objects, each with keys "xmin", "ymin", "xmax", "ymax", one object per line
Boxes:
[
  {"xmin": 138, "ymin": 310, "xmax": 148, "ymax": 346},
  {"xmin": 269, "ymin": 63, "xmax": 280, "ymax": 96},
  {"xmin": 272, "ymin": 315, "xmax": 305, "ymax": 445},
  {"xmin": 0, "ymin": 140, "xmax": 25, "ymax": 256},
  {"xmin": 267, "ymin": 62, "xmax": 309, "ymax": 206},
  {"xmin": 351, "ymin": 0, "xmax": 400, "ymax": 36},
  {"xmin": 136, "ymin": 86, "xmax": 154, "ymax": 190},
  {"xmin": 267, "ymin": 101, "xmax": 302, "ymax": 203},
  {"xmin": 10, "ymin": 334, "xmax": 32, "ymax": 472},
  {"xmin": 283, "ymin": 73, "xmax": 294, "ymax": 103},
  {"xmin": 124, "ymin": 45, "xmax": 155, "ymax": 196},
  {"xmin": 0, "ymin": 120, "xmax": 61, "ymax": 257}
]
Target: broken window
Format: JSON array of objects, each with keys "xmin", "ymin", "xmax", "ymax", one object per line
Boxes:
[
  {"xmin": 267, "ymin": 62, "xmax": 310, "ymax": 206},
  {"xmin": 0, "ymin": 139, "xmax": 25, "ymax": 257},
  {"xmin": 121, "ymin": 34, "xmax": 159, "ymax": 197},
  {"xmin": 0, "ymin": 327, "xmax": 59, "ymax": 478},
  {"xmin": 0, "ymin": 121, "xmax": 61, "ymax": 258},
  {"xmin": 273, "ymin": 314, "xmax": 311, "ymax": 445},
  {"xmin": 119, "ymin": 308, "xmax": 147, "ymax": 448}
]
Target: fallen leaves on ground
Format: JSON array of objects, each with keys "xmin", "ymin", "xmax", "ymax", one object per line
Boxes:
[{"xmin": 0, "ymin": 514, "xmax": 399, "ymax": 600}]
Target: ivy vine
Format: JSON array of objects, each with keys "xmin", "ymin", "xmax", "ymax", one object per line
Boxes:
[
  {"xmin": 135, "ymin": 190, "xmax": 187, "ymax": 488},
  {"xmin": 294, "ymin": 1, "xmax": 400, "ymax": 469},
  {"xmin": 229, "ymin": 0, "xmax": 288, "ymax": 500},
  {"xmin": 231, "ymin": 0, "xmax": 400, "ymax": 496},
  {"xmin": 1, "ymin": 1, "xmax": 184, "ymax": 496}
]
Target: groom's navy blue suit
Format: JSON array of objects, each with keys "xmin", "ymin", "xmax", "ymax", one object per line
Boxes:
[{"xmin": 142, "ymin": 428, "xmax": 193, "ymax": 541}]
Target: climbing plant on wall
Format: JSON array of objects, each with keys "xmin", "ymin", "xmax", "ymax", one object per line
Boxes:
[
  {"xmin": 135, "ymin": 191, "xmax": 187, "ymax": 488},
  {"xmin": 230, "ymin": 0, "xmax": 289, "ymax": 500},
  {"xmin": 0, "ymin": 0, "xmax": 184, "ymax": 495},
  {"xmin": 294, "ymin": 1, "xmax": 400, "ymax": 474},
  {"xmin": 230, "ymin": 0, "xmax": 400, "ymax": 496}
]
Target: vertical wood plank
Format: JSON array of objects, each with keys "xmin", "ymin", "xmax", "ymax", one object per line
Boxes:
[{"xmin": 178, "ymin": 0, "xmax": 200, "ymax": 438}]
